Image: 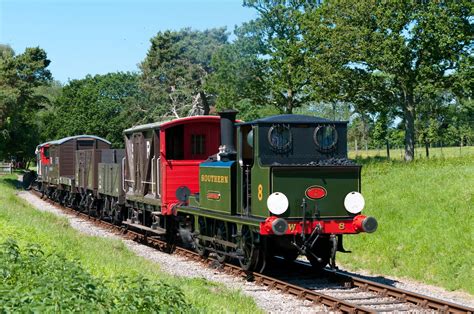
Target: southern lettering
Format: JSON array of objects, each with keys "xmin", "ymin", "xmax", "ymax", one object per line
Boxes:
[{"xmin": 201, "ymin": 174, "xmax": 229, "ymax": 184}]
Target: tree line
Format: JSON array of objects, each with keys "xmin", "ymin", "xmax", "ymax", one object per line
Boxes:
[{"xmin": 1, "ymin": 0, "xmax": 472, "ymax": 163}]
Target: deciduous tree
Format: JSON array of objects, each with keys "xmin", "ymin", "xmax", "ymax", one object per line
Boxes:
[
  {"xmin": 140, "ymin": 28, "xmax": 228, "ymax": 117},
  {"xmin": 304, "ymin": 0, "xmax": 473, "ymax": 161},
  {"xmin": 206, "ymin": 24, "xmax": 272, "ymax": 121},
  {"xmin": 45, "ymin": 73, "xmax": 140, "ymax": 147},
  {"xmin": 0, "ymin": 45, "xmax": 52, "ymax": 162},
  {"xmin": 241, "ymin": 0, "xmax": 318, "ymax": 113}
]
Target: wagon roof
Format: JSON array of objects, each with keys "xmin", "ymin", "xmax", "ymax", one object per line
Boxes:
[
  {"xmin": 36, "ymin": 135, "xmax": 111, "ymax": 148},
  {"xmin": 123, "ymin": 120, "xmax": 172, "ymax": 134},
  {"xmin": 237, "ymin": 114, "xmax": 347, "ymax": 125},
  {"xmin": 123, "ymin": 116, "xmax": 221, "ymax": 134}
]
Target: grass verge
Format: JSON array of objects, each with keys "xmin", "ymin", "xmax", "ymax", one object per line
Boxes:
[
  {"xmin": 339, "ymin": 155, "xmax": 474, "ymax": 294},
  {"xmin": 0, "ymin": 174, "xmax": 262, "ymax": 313}
]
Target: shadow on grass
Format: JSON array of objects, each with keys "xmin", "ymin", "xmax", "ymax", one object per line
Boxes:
[
  {"xmin": 1, "ymin": 170, "xmax": 35, "ymax": 190},
  {"xmin": 2, "ymin": 177, "xmax": 22, "ymax": 190}
]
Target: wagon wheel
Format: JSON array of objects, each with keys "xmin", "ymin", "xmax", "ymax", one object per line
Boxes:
[
  {"xmin": 238, "ymin": 226, "xmax": 259, "ymax": 271},
  {"xmin": 165, "ymin": 216, "xmax": 177, "ymax": 253},
  {"xmin": 97, "ymin": 199, "xmax": 104, "ymax": 220},
  {"xmin": 195, "ymin": 217, "xmax": 209, "ymax": 258},
  {"xmin": 111, "ymin": 203, "xmax": 122, "ymax": 225},
  {"xmin": 87, "ymin": 196, "xmax": 95, "ymax": 217},
  {"xmin": 214, "ymin": 221, "xmax": 229, "ymax": 264}
]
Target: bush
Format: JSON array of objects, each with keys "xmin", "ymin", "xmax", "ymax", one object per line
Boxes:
[{"xmin": 0, "ymin": 239, "xmax": 192, "ymax": 312}]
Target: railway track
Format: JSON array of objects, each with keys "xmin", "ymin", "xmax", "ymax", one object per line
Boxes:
[{"xmin": 30, "ymin": 189, "xmax": 473, "ymax": 314}]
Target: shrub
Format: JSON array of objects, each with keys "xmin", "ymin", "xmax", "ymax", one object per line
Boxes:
[{"xmin": 0, "ymin": 239, "xmax": 192, "ymax": 312}]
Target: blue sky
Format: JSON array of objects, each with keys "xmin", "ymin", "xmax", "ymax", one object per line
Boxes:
[{"xmin": 0, "ymin": 0, "xmax": 257, "ymax": 83}]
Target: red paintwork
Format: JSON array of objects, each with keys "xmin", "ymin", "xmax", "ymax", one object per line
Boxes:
[
  {"xmin": 159, "ymin": 115, "xmax": 221, "ymax": 130},
  {"xmin": 207, "ymin": 192, "xmax": 221, "ymax": 200},
  {"xmin": 161, "ymin": 160, "xmax": 202, "ymax": 214},
  {"xmin": 159, "ymin": 116, "xmax": 221, "ymax": 214},
  {"xmin": 352, "ymin": 214, "xmax": 367, "ymax": 233},
  {"xmin": 305, "ymin": 186, "xmax": 327, "ymax": 200},
  {"xmin": 260, "ymin": 215, "xmax": 369, "ymax": 235},
  {"xmin": 40, "ymin": 145, "xmax": 50, "ymax": 165}
]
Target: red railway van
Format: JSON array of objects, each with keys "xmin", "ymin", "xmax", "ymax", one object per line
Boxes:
[{"xmin": 123, "ymin": 116, "xmax": 221, "ymax": 220}]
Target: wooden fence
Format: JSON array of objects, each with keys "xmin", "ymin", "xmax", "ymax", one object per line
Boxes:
[{"xmin": 0, "ymin": 162, "xmax": 13, "ymax": 175}]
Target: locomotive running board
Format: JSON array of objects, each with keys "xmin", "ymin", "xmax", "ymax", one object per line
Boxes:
[{"xmin": 123, "ymin": 221, "xmax": 167, "ymax": 236}]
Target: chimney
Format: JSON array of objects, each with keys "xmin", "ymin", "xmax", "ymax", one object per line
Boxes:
[{"xmin": 218, "ymin": 109, "xmax": 238, "ymax": 161}]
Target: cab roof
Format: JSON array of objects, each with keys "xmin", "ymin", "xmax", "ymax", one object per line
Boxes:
[{"xmin": 123, "ymin": 116, "xmax": 221, "ymax": 134}]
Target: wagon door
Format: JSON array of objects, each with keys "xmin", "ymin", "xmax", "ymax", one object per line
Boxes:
[
  {"xmin": 124, "ymin": 135, "xmax": 135, "ymax": 194},
  {"xmin": 132, "ymin": 133, "xmax": 144, "ymax": 195},
  {"xmin": 141, "ymin": 133, "xmax": 154, "ymax": 198}
]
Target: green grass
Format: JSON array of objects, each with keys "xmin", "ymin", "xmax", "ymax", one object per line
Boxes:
[
  {"xmin": 349, "ymin": 145, "xmax": 474, "ymax": 160},
  {"xmin": 338, "ymin": 154, "xmax": 474, "ymax": 294},
  {"xmin": 0, "ymin": 175, "xmax": 262, "ymax": 313}
]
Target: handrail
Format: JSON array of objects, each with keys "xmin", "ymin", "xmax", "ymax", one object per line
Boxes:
[
  {"xmin": 121, "ymin": 157, "xmax": 126, "ymax": 192},
  {"xmin": 156, "ymin": 157, "xmax": 161, "ymax": 198},
  {"xmin": 151, "ymin": 155, "xmax": 156, "ymax": 196}
]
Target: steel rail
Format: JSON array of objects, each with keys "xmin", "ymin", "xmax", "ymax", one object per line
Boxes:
[
  {"xmin": 328, "ymin": 269, "xmax": 474, "ymax": 313},
  {"xmin": 31, "ymin": 190, "xmax": 474, "ymax": 314}
]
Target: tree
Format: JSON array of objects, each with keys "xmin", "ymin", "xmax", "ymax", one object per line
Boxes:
[
  {"xmin": 140, "ymin": 28, "xmax": 228, "ymax": 118},
  {"xmin": 234, "ymin": 0, "xmax": 319, "ymax": 114},
  {"xmin": 206, "ymin": 24, "xmax": 274, "ymax": 121},
  {"xmin": 45, "ymin": 73, "xmax": 140, "ymax": 147},
  {"xmin": 0, "ymin": 45, "xmax": 52, "ymax": 162},
  {"xmin": 304, "ymin": 0, "xmax": 473, "ymax": 161},
  {"xmin": 450, "ymin": 52, "xmax": 474, "ymax": 147},
  {"xmin": 372, "ymin": 112, "xmax": 392, "ymax": 158}
]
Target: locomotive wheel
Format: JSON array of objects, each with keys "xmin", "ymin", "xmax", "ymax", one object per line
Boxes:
[
  {"xmin": 306, "ymin": 238, "xmax": 331, "ymax": 270},
  {"xmin": 214, "ymin": 221, "xmax": 228, "ymax": 264},
  {"xmin": 164, "ymin": 216, "xmax": 177, "ymax": 253},
  {"xmin": 239, "ymin": 226, "xmax": 259, "ymax": 271},
  {"xmin": 195, "ymin": 217, "xmax": 209, "ymax": 258}
]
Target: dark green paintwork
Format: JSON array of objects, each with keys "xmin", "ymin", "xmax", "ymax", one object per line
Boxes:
[
  {"xmin": 178, "ymin": 206, "xmax": 262, "ymax": 227},
  {"xmin": 178, "ymin": 119, "xmax": 360, "ymax": 228},
  {"xmin": 272, "ymin": 166, "xmax": 360, "ymax": 218},
  {"xmin": 198, "ymin": 161, "xmax": 235, "ymax": 214}
]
